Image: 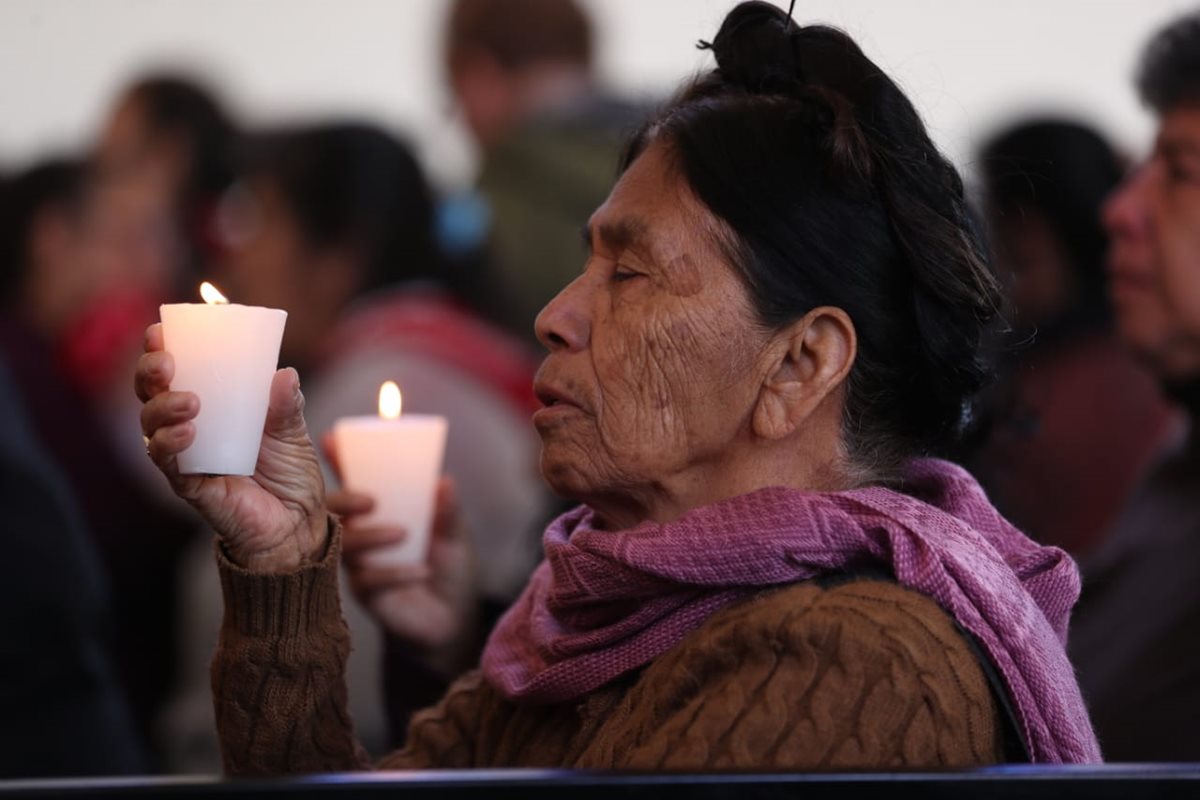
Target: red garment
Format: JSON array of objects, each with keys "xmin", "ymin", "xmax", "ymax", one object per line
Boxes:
[
  {"xmin": 317, "ymin": 289, "xmax": 540, "ymax": 419},
  {"xmin": 976, "ymin": 332, "xmax": 1176, "ymax": 557},
  {"xmin": 482, "ymin": 459, "xmax": 1100, "ymax": 764},
  {"xmin": 56, "ymin": 286, "xmax": 158, "ymax": 397}
]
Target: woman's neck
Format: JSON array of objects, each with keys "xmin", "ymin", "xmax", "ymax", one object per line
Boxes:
[{"xmin": 587, "ymin": 440, "xmax": 853, "ymax": 532}]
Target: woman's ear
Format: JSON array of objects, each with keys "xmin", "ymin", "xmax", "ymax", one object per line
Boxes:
[{"xmin": 752, "ymin": 306, "xmax": 856, "ymax": 440}]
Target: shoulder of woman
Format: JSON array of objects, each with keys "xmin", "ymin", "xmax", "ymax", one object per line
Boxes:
[
  {"xmin": 609, "ymin": 579, "xmax": 1003, "ymax": 769},
  {"xmin": 656, "ymin": 578, "xmax": 992, "ymax": 701}
]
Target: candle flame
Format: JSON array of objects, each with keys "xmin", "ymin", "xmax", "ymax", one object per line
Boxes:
[
  {"xmin": 379, "ymin": 381, "xmax": 402, "ymax": 420},
  {"xmin": 199, "ymin": 281, "xmax": 229, "ymax": 305}
]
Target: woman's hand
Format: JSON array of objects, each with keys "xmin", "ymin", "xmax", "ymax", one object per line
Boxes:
[
  {"xmin": 327, "ymin": 472, "xmax": 477, "ymax": 654},
  {"xmin": 135, "ymin": 323, "xmax": 328, "ymax": 573}
]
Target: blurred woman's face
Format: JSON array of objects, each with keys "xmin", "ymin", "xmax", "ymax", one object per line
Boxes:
[
  {"xmin": 993, "ymin": 212, "xmax": 1075, "ymax": 331},
  {"xmin": 74, "ymin": 174, "xmax": 179, "ymax": 305},
  {"xmin": 533, "ymin": 141, "xmax": 769, "ymax": 525},
  {"xmin": 1105, "ymin": 106, "xmax": 1200, "ymax": 380},
  {"xmin": 212, "ymin": 178, "xmax": 350, "ymax": 367},
  {"xmin": 213, "ymin": 179, "xmax": 307, "ymax": 311}
]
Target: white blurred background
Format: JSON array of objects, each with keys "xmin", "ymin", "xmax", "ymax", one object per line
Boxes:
[{"xmin": 0, "ymin": 0, "xmax": 1194, "ymax": 186}]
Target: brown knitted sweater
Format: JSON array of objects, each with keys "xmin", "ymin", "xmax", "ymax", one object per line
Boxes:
[{"xmin": 212, "ymin": 526, "xmax": 1003, "ymax": 774}]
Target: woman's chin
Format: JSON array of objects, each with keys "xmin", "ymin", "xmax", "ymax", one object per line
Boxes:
[{"xmin": 538, "ymin": 450, "xmax": 599, "ymax": 500}]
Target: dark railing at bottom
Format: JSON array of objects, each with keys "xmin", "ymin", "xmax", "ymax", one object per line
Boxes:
[{"xmin": 4, "ymin": 765, "xmax": 1200, "ymax": 799}]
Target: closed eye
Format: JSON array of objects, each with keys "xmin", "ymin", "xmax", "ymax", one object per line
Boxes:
[
  {"xmin": 613, "ymin": 267, "xmax": 642, "ymax": 283},
  {"xmin": 1167, "ymin": 160, "xmax": 1200, "ymax": 186}
]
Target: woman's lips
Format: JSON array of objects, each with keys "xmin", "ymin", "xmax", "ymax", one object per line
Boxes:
[
  {"xmin": 532, "ymin": 380, "xmax": 584, "ymax": 424},
  {"xmin": 535, "ymin": 385, "xmax": 572, "ymax": 408}
]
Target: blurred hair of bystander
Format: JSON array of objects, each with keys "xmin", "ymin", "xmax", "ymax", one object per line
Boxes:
[
  {"xmin": 980, "ymin": 119, "xmax": 1122, "ymax": 336},
  {"xmin": 94, "ymin": 73, "xmax": 236, "ymax": 278},
  {"xmin": 0, "ymin": 159, "xmax": 87, "ymax": 335}
]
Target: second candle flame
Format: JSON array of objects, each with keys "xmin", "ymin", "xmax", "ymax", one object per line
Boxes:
[
  {"xmin": 200, "ymin": 281, "xmax": 230, "ymax": 305},
  {"xmin": 379, "ymin": 381, "xmax": 402, "ymax": 420}
]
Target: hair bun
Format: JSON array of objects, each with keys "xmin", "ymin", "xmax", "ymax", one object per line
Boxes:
[
  {"xmin": 701, "ymin": 1, "xmax": 801, "ymax": 92},
  {"xmin": 703, "ymin": 4, "xmax": 887, "ymax": 125}
]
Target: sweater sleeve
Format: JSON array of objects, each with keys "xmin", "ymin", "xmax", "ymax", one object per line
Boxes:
[
  {"xmin": 211, "ymin": 520, "xmax": 504, "ymax": 774},
  {"xmin": 575, "ymin": 580, "xmax": 1003, "ymax": 770},
  {"xmin": 211, "ymin": 520, "xmax": 372, "ymax": 775}
]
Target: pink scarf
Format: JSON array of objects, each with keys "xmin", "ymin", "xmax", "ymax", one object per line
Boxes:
[{"xmin": 482, "ymin": 458, "xmax": 1101, "ymax": 763}]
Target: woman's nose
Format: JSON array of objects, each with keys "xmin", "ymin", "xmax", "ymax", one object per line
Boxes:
[
  {"xmin": 1103, "ymin": 165, "xmax": 1153, "ymax": 242},
  {"xmin": 535, "ymin": 275, "xmax": 591, "ymax": 353}
]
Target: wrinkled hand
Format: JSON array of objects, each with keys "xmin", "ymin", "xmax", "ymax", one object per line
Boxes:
[
  {"xmin": 325, "ymin": 437, "xmax": 476, "ymax": 652},
  {"xmin": 135, "ymin": 323, "xmax": 328, "ymax": 573}
]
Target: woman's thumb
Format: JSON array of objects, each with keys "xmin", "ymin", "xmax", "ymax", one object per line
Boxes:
[{"xmin": 264, "ymin": 367, "xmax": 309, "ymax": 440}]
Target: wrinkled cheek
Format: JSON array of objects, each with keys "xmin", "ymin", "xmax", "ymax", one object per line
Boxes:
[
  {"xmin": 538, "ymin": 416, "xmax": 636, "ymax": 497},
  {"xmin": 592, "ymin": 312, "xmax": 714, "ymax": 480}
]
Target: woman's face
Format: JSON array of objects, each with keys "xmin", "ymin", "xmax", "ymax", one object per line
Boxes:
[
  {"xmin": 533, "ymin": 140, "xmax": 770, "ymax": 523},
  {"xmin": 212, "ymin": 178, "xmax": 353, "ymax": 367},
  {"xmin": 993, "ymin": 211, "xmax": 1075, "ymax": 331}
]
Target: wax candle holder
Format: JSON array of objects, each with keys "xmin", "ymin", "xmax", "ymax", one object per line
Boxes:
[
  {"xmin": 160, "ymin": 283, "xmax": 287, "ymax": 476},
  {"xmin": 332, "ymin": 382, "xmax": 448, "ymax": 566}
]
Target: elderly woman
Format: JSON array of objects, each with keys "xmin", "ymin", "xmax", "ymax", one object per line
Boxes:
[{"xmin": 136, "ymin": 2, "xmax": 1099, "ymax": 772}]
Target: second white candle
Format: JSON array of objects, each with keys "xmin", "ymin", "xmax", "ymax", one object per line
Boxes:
[{"xmin": 332, "ymin": 382, "xmax": 448, "ymax": 566}]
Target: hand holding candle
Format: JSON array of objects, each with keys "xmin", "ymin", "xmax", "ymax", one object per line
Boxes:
[
  {"xmin": 330, "ymin": 475, "xmax": 477, "ymax": 651},
  {"xmin": 136, "ymin": 317, "xmax": 329, "ymax": 574},
  {"xmin": 332, "ymin": 382, "xmax": 448, "ymax": 566}
]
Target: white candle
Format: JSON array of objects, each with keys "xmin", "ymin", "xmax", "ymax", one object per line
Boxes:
[
  {"xmin": 160, "ymin": 281, "xmax": 287, "ymax": 476},
  {"xmin": 332, "ymin": 382, "xmax": 448, "ymax": 566}
]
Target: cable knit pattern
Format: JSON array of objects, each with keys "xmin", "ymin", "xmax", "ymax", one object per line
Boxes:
[
  {"xmin": 211, "ymin": 527, "xmax": 371, "ymax": 775},
  {"xmin": 211, "ymin": 537, "xmax": 1004, "ymax": 773},
  {"xmin": 568, "ymin": 579, "xmax": 1002, "ymax": 769},
  {"xmin": 482, "ymin": 459, "xmax": 1099, "ymax": 763}
]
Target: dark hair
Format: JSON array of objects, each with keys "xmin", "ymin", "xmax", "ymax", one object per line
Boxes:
[
  {"xmin": 622, "ymin": 1, "xmax": 1003, "ymax": 478},
  {"xmin": 123, "ymin": 74, "xmax": 236, "ymax": 203},
  {"xmin": 445, "ymin": 0, "xmax": 592, "ymax": 72},
  {"xmin": 238, "ymin": 122, "xmax": 441, "ymax": 294},
  {"xmin": 0, "ymin": 158, "xmax": 84, "ymax": 309},
  {"xmin": 119, "ymin": 74, "xmax": 238, "ymax": 282},
  {"xmin": 1137, "ymin": 11, "xmax": 1200, "ymax": 113},
  {"xmin": 979, "ymin": 118, "xmax": 1122, "ymax": 333}
]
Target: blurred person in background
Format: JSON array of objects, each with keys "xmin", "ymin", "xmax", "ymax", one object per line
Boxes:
[
  {"xmin": 966, "ymin": 119, "xmax": 1176, "ymax": 558},
  {"xmin": 0, "ymin": 359, "xmax": 145, "ymax": 778},
  {"xmin": 76, "ymin": 74, "xmax": 236, "ymax": 768},
  {"xmin": 91, "ymin": 74, "xmax": 235, "ymax": 282},
  {"xmin": 0, "ymin": 161, "xmax": 93, "ymax": 343},
  {"xmin": 0, "ymin": 158, "xmax": 198, "ymax": 767},
  {"xmin": 442, "ymin": 0, "xmax": 647, "ymax": 345},
  {"xmin": 62, "ymin": 74, "xmax": 237, "ymax": 403},
  {"xmin": 1069, "ymin": 10, "xmax": 1200, "ymax": 760},
  {"xmin": 1, "ymin": 73, "xmax": 238, "ymax": 769},
  {"xmin": 162, "ymin": 122, "xmax": 550, "ymax": 766},
  {"xmin": 72, "ymin": 75, "xmax": 238, "ymax": 512}
]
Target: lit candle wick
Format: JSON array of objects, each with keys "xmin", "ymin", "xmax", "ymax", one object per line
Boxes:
[
  {"xmin": 379, "ymin": 381, "xmax": 402, "ymax": 420},
  {"xmin": 200, "ymin": 281, "xmax": 230, "ymax": 305}
]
